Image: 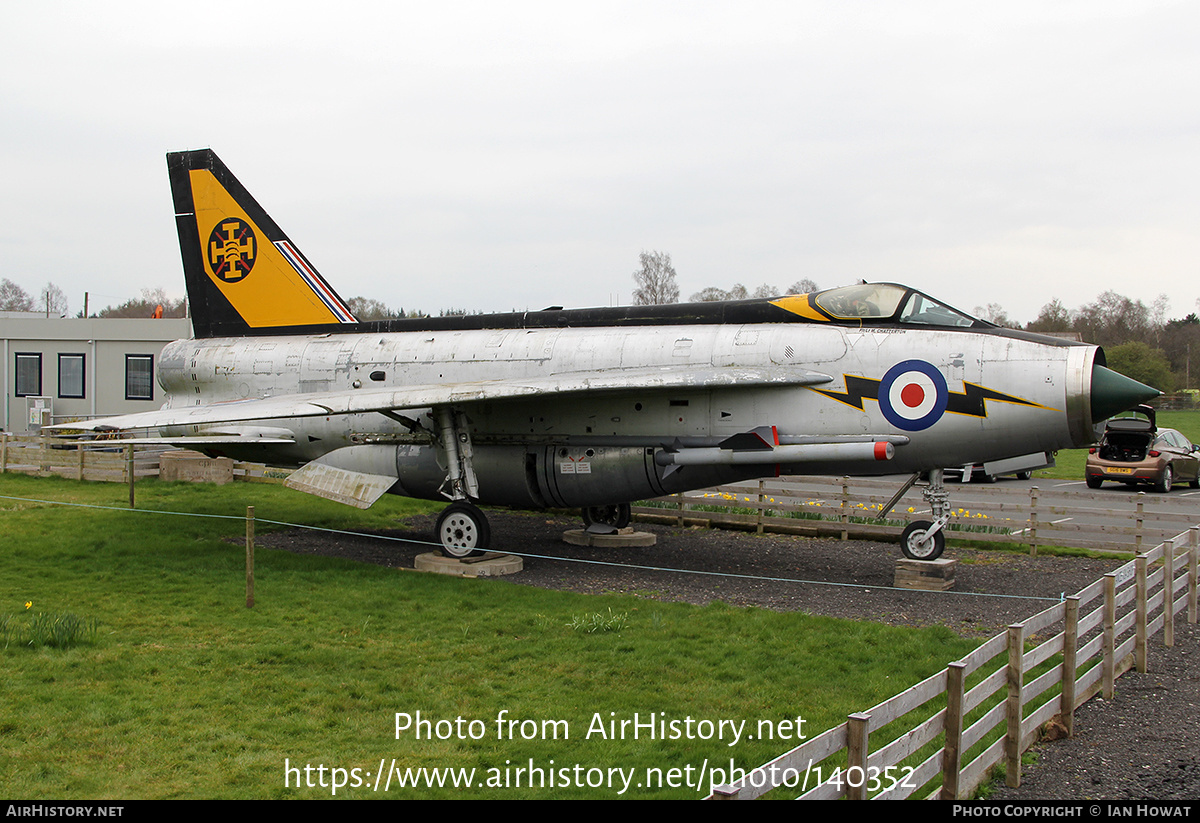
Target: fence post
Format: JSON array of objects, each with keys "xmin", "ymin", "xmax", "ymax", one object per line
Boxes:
[
  {"xmin": 39, "ymin": 435, "xmax": 49, "ymax": 475},
  {"xmin": 840, "ymin": 478, "xmax": 849, "ymax": 541},
  {"xmin": 1005, "ymin": 623, "xmax": 1025, "ymax": 788},
  {"xmin": 1189, "ymin": 526, "xmax": 1199, "ymax": 625},
  {"xmin": 1103, "ymin": 573, "xmax": 1116, "ymax": 699},
  {"xmin": 1135, "ymin": 556, "xmax": 1148, "ymax": 673},
  {"xmin": 676, "ymin": 495, "xmax": 685, "ymax": 527},
  {"xmin": 1135, "ymin": 493, "xmax": 1145, "ymax": 554},
  {"xmin": 126, "ymin": 444, "xmax": 135, "ymax": 509},
  {"xmin": 1, "ymin": 432, "xmax": 7, "ymax": 473},
  {"xmin": 846, "ymin": 712, "xmax": 870, "ymax": 800},
  {"xmin": 246, "ymin": 505, "xmax": 255, "ymax": 609},
  {"xmin": 756, "ymin": 480, "xmax": 764, "ymax": 534},
  {"xmin": 1164, "ymin": 541, "xmax": 1176, "ymax": 648},
  {"xmin": 1028, "ymin": 486, "xmax": 1038, "ymax": 556},
  {"xmin": 76, "ymin": 442, "xmax": 84, "ymax": 482},
  {"xmin": 1062, "ymin": 597, "xmax": 1079, "ymax": 737},
  {"xmin": 940, "ymin": 662, "xmax": 966, "ymax": 800}
]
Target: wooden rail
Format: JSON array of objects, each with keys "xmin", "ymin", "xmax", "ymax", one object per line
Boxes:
[
  {"xmin": 0, "ymin": 433, "xmax": 162, "ymax": 482},
  {"xmin": 707, "ymin": 526, "xmax": 1200, "ymax": 800},
  {"xmin": 634, "ymin": 475, "xmax": 1191, "ymax": 554},
  {"xmin": 0, "ymin": 434, "xmax": 295, "ymax": 486}
]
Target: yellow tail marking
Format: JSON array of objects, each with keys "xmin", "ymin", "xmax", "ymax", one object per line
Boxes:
[{"xmin": 189, "ymin": 169, "xmax": 343, "ymax": 328}]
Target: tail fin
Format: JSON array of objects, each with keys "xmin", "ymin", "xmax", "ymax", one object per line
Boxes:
[{"xmin": 168, "ymin": 149, "xmax": 357, "ymax": 337}]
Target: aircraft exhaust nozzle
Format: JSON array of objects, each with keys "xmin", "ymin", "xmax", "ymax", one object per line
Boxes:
[{"xmin": 1090, "ymin": 364, "xmax": 1162, "ymax": 424}]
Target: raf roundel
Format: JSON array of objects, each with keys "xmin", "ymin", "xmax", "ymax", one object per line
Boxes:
[{"xmin": 878, "ymin": 360, "xmax": 948, "ymax": 431}]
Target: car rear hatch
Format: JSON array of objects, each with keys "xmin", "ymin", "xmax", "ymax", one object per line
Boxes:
[{"xmin": 1099, "ymin": 405, "xmax": 1156, "ymax": 462}]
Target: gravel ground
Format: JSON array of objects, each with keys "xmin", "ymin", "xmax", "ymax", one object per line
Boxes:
[{"xmin": 257, "ymin": 509, "xmax": 1200, "ymax": 801}]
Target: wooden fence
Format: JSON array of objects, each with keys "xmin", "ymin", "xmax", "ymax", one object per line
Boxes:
[
  {"xmin": 0, "ymin": 433, "xmax": 164, "ymax": 482},
  {"xmin": 634, "ymin": 475, "xmax": 1194, "ymax": 554},
  {"xmin": 708, "ymin": 526, "xmax": 1200, "ymax": 799},
  {"xmin": 0, "ymin": 434, "xmax": 295, "ymax": 485}
]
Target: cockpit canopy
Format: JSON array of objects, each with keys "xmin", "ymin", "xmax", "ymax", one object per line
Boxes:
[{"xmin": 810, "ymin": 283, "xmax": 981, "ymax": 328}]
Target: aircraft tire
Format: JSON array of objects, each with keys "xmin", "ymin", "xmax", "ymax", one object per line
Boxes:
[
  {"xmin": 581, "ymin": 503, "xmax": 632, "ymax": 530},
  {"xmin": 900, "ymin": 521, "xmax": 945, "ymax": 561},
  {"xmin": 437, "ymin": 501, "xmax": 490, "ymax": 558}
]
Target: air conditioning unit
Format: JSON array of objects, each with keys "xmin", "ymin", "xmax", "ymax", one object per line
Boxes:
[{"xmin": 26, "ymin": 396, "xmax": 52, "ymax": 431}]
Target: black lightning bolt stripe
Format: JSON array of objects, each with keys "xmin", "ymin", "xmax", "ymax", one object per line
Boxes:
[
  {"xmin": 946, "ymin": 382, "xmax": 1046, "ymax": 417},
  {"xmin": 812, "ymin": 376, "xmax": 880, "ymax": 410},
  {"xmin": 813, "ymin": 376, "xmax": 1051, "ymax": 418}
]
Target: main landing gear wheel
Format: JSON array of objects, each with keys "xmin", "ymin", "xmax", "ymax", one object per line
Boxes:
[
  {"xmin": 900, "ymin": 520, "xmax": 945, "ymax": 561},
  {"xmin": 581, "ymin": 503, "xmax": 632, "ymax": 531},
  {"xmin": 436, "ymin": 501, "xmax": 490, "ymax": 558}
]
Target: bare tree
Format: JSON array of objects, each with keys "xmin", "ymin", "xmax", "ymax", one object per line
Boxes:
[
  {"xmin": 787, "ymin": 278, "xmax": 820, "ymax": 294},
  {"xmin": 1026, "ymin": 298, "xmax": 1072, "ymax": 334},
  {"xmin": 1073, "ymin": 291, "xmax": 1153, "ymax": 349},
  {"xmin": 751, "ymin": 283, "xmax": 778, "ymax": 299},
  {"xmin": 973, "ymin": 302, "xmax": 1015, "ymax": 328},
  {"xmin": 631, "ymin": 250, "xmax": 679, "ymax": 305},
  {"xmin": 0, "ymin": 278, "xmax": 34, "ymax": 311},
  {"xmin": 689, "ymin": 287, "xmax": 731, "ymax": 302},
  {"xmin": 99, "ymin": 288, "xmax": 186, "ymax": 318},
  {"xmin": 40, "ymin": 282, "xmax": 68, "ymax": 316},
  {"xmin": 345, "ymin": 296, "xmax": 398, "ymax": 321}
]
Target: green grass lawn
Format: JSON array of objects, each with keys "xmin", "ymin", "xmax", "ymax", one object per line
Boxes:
[
  {"xmin": 0, "ymin": 474, "xmax": 978, "ymax": 799},
  {"xmin": 1034, "ymin": 408, "xmax": 1200, "ymax": 482}
]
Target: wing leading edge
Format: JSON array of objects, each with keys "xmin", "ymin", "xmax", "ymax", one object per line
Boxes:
[{"xmin": 46, "ymin": 366, "xmax": 834, "ymax": 435}]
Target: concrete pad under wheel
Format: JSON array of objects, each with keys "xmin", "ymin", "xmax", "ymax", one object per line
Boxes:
[
  {"xmin": 415, "ymin": 552, "xmax": 523, "ymax": 577},
  {"xmin": 561, "ymin": 528, "xmax": 657, "ymax": 547}
]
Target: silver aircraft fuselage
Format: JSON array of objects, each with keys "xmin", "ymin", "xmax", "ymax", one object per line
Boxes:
[{"xmin": 154, "ymin": 319, "xmax": 1100, "ymax": 509}]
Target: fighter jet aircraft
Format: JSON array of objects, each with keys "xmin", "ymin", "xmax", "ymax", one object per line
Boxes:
[{"xmin": 52, "ymin": 149, "xmax": 1160, "ymax": 561}]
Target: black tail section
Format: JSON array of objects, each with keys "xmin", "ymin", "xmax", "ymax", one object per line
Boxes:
[{"xmin": 168, "ymin": 150, "xmax": 357, "ymax": 338}]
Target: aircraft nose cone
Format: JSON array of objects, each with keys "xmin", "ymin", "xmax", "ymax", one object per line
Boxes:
[{"xmin": 1091, "ymin": 364, "xmax": 1162, "ymax": 422}]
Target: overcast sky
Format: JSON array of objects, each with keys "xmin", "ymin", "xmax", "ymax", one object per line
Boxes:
[{"xmin": 1, "ymin": 1, "xmax": 1196, "ymax": 324}]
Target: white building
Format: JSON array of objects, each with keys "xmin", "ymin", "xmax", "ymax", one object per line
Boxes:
[{"xmin": 1, "ymin": 316, "xmax": 192, "ymax": 432}]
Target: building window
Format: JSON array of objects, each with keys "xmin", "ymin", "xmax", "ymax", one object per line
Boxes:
[
  {"xmin": 125, "ymin": 354, "xmax": 154, "ymax": 401},
  {"xmin": 15, "ymin": 353, "xmax": 41, "ymax": 397},
  {"xmin": 58, "ymin": 353, "xmax": 85, "ymax": 399}
]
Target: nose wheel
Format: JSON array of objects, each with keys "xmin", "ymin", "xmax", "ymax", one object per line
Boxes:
[
  {"xmin": 436, "ymin": 501, "xmax": 490, "ymax": 558},
  {"xmin": 900, "ymin": 521, "xmax": 946, "ymax": 561},
  {"xmin": 886, "ymin": 468, "xmax": 950, "ymax": 561}
]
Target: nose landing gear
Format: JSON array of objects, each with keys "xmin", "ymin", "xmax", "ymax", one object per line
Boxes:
[
  {"xmin": 881, "ymin": 469, "xmax": 950, "ymax": 561},
  {"xmin": 899, "ymin": 468, "xmax": 950, "ymax": 561}
]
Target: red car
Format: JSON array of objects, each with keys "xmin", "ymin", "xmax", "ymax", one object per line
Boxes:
[{"xmin": 1085, "ymin": 406, "xmax": 1200, "ymax": 492}]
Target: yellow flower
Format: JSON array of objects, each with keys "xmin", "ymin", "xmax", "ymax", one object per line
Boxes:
[{"xmin": 25, "ymin": 601, "xmax": 32, "ymax": 610}]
